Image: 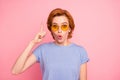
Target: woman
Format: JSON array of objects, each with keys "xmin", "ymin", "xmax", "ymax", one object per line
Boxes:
[{"xmin": 12, "ymin": 8, "xmax": 89, "ymax": 80}]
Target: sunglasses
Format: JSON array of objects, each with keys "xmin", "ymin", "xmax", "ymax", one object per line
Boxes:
[{"xmin": 51, "ymin": 24, "xmax": 69, "ymax": 32}]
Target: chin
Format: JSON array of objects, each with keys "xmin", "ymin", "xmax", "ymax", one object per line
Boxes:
[{"xmin": 56, "ymin": 39, "xmax": 65, "ymax": 44}]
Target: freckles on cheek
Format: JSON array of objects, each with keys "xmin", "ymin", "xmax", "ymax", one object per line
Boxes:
[{"xmin": 64, "ymin": 32, "xmax": 69, "ymax": 38}]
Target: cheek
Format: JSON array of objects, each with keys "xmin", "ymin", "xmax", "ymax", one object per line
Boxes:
[
  {"xmin": 61, "ymin": 31, "xmax": 69, "ymax": 38},
  {"xmin": 51, "ymin": 32, "xmax": 57, "ymax": 38},
  {"xmin": 64, "ymin": 32, "xmax": 69, "ymax": 37}
]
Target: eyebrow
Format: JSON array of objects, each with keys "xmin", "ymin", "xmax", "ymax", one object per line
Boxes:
[
  {"xmin": 52, "ymin": 23, "xmax": 57, "ymax": 25},
  {"xmin": 62, "ymin": 22, "xmax": 68, "ymax": 24},
  {"xmin": 52, "ymin": 22, "xmax": 68, "ymax": 25}
]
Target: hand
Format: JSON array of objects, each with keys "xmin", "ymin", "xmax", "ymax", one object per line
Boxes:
[{"xmin": 32, "ymin": 23, "xmax": 46, "ymax": 44}]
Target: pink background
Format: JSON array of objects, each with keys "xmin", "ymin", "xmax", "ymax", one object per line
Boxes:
[{"xmin": 0, "ymin": 0, "xmax": 120, "ymax": 80}]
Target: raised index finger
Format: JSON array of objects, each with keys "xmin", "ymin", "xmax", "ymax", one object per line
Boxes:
[{"xmin": 40, "ymin": 22, "xmax": 44, "ymax": 32}]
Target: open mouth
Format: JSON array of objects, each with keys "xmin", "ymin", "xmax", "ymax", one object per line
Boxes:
[{"xmin": 57, "ymin": 35, "xmax": 62, "ymax": 40}]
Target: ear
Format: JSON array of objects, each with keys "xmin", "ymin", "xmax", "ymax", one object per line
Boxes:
[{"xmin": 68, "ymin": 28, "xmax": 71, "ymax": 32}]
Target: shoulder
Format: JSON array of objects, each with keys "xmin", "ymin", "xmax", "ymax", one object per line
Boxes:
[
  {"xmin": 71, "ymin": 43, "xmax": 88, "ymax": 54},
  {"xmin": 72, "ymin": 43, "xmax": 85, "ymax": 50}
]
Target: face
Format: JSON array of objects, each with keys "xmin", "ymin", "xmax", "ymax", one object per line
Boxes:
[{"xmin": 51, "ymin": 15, "xmax": 71, "ymax": 44}]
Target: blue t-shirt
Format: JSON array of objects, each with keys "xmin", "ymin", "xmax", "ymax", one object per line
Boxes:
[{"xmin": 33, "ymin": 42, "xmax": 89, "ymax": 80}]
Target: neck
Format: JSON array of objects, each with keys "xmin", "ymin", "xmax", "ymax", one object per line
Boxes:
[{"xmin": 54, "ymin": 40, "xmax": 71, "ymax": 46}]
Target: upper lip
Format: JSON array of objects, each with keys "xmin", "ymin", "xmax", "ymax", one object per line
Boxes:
[{"xmin": 58, "ymin": 35, "xmax": 62, "ymax": 37}]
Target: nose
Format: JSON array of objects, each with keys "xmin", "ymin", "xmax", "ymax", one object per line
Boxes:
[{"xmin": 58, "ymin": 27, "xmax": 62, "ymax": 33}]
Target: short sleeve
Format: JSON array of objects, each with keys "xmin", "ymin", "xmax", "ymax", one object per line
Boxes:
[
  {"xmin": 80, "ymin": 47, "xmax": 89, "ymax": 64},
  {"xmin": 33, "ymin": 46, "xmax": 42, "ymax": 62}
]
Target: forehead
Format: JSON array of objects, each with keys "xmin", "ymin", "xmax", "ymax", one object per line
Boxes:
[{"xmin": 52, "ymin": 15, "xmax": 69, "ymax": 24}]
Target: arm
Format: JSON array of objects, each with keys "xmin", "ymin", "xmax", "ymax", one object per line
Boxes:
[
  {"xmin": 12, "ymin": 41, "xmax": 36, "ymax": 75},
  {"xmin": 80, "ymin": 63, "xmax": 87, "ymax": 80},
  {"xmin": 12, "ymin": 25, "xmax": 46, "ymax": 75}
]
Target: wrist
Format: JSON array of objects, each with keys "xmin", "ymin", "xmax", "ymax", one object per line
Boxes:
[{"xmin": 30, "ymin": 40, "xmax": 36, "ymax": 46}]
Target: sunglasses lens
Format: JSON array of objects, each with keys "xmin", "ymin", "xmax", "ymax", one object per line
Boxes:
[
  {"xmin": 61, "ymin": 25, "xmax": 69, "ymax": 31},
  {"xmin": 51, "ymin": 25, "xmax": 69, "ymax": 31},
  {"xmin": 51, "ymin": 25, "xmax": 58, "ymax": 31}
]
